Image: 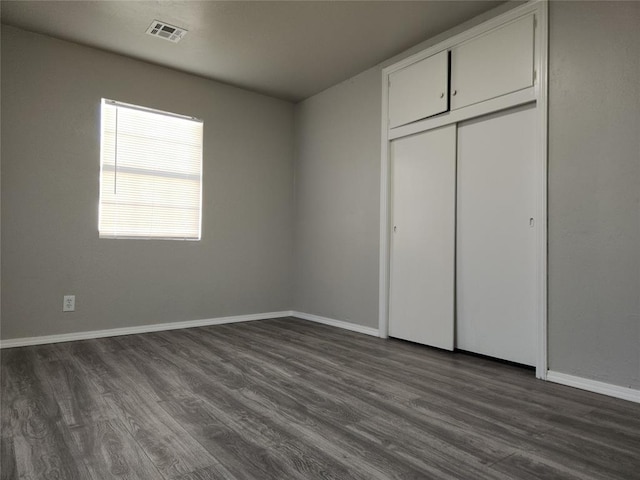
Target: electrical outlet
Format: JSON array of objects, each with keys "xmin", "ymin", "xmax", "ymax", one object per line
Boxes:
[{"xmin": 63, "ymin": 295, "xmax": 75, "ymax": 312}]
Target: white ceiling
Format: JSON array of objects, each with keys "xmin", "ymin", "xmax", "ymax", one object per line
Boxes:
[{"xmin": 1, "ymin": 1, "xmax": 503, "ymax": 102}]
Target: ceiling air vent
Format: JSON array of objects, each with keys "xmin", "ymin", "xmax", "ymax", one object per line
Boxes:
[{"xmin": 145, "ymin": 20, "xmax": 188, "ymax": 43}]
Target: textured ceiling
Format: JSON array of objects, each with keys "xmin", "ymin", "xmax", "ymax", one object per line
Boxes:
[{"xmin": 1, "ymin": 1, "xmax": 503, "ymax": 102}]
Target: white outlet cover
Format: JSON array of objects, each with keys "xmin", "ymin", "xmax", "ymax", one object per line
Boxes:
[{"xmin": 63, "ymin": 295, "xmax": 75, "ymax": 312}]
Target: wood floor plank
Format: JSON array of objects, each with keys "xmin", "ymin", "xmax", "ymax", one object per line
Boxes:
[
  {"xmin": 174, "ymin": 463, "xmax": 240, "ymax": 480},
  {"xmin": 156, "ymin": 397, "xmax": 268, "ymax": 480},
  {"xmin": 161, "ymin": 325, "xmax": 517, "ymax": 479},
  {"xmin": 488, "ymin": 451, "xmax": 603, "ymax": 480},
  {"xmin": 583, "ymin": 404, "xmax": 640, "ymax": 437},
  {"xmin": 148, "ymin": 331, "xmax": 431, "ymax": 480},
  {"xmin": 265, "ymin": 319, "xmax": 606, "ymax": 416},
  {"xmin": 522, "ymin": 425, "xmax": 640, "ymax": 480},
  {"xmin": 0, "ymin": 435, "xmax": 17, "ymax": 480},
  {"xmin": 249, "ymin": 320, "xmax": 593, "ymax": 416},
  {"xmin": 59, "ymin": 339, "xmax": 219, "ymax": 479},
  {"xmin": 111, "ymin": 335, "xmax": 314, "ymax": 480},
  {"xmin": 102, "ymin": 389, "xmax": 220, "ymax": 480},
  {"xmin": 38, "ymin": 355, "xmax": 117, "ymax": 428},
  {"xmin": 243, "ymin": 320, "xmax": 596, "ymax": 449},
  {"xmin": 1, "ymin": 348, "xmax": 92, "ymax": 480},
  {"xmin": 2, "ymin": 318, "xmax": 640, "ymax": 480},
  {"xmin": 213, "ymin": 322, "xmax": 543, "ymax": 454},
  {"xmin": 134, "ymin": 334, "xmax": 381, "ymax": 480},
  {"xmin": 188, "ymin": 320, "xmax": 613, "ymax": 474},
  {"xmin": 207, "ymin": 322, "xmax": 425, "ymax": 404},
  {"xmin": 70, "ymin": 418, "xmax": 163, "ymax": 480}
]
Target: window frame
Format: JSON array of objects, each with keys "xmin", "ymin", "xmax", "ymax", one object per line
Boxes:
[{"xmin": 98, "ymin": 98, "xmax": 204, "ymax": 241}]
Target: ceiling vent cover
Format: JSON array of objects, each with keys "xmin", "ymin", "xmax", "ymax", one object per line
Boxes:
[{"xmin": 146, "ymin": 20, "xmax": 188, "ymax": 43}]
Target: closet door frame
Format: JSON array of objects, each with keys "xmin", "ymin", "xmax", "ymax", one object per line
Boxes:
[{"xmin": 378, "ymin": 0, "xmax": 548, "ymax": 379}]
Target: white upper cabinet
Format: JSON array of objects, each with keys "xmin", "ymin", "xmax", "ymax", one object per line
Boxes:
[
  {"xmin": 388, "ymin": 50, "xmax": 449, "ymax": 129},
  {"xmin": 450, "ymin": 15, "xmax": 534, "ymax": 110}
]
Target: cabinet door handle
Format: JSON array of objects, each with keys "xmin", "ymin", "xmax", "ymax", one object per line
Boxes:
[
  {"xmin": 440, "ymin": 92, "xmax": 445, "ymax": 99},
  {"xmin": 452, "ymin": 90, "xmax": 458, "ymax": 96}
]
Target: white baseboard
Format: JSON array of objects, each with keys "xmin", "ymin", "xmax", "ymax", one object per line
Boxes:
[
  {"xmin": 547, "ymin": 370, "xmax": 640, "ymax": 404},
  {"xmin": 0, "ymin": 311, "xmax": 291, "ymax": 349},
  {"xmin": 0, "ymin": 310, "xmax": 379, "ymax": 349},
  {"xmin": 291, "ymin": 311, "xmax": 380, "ymax": 337}
]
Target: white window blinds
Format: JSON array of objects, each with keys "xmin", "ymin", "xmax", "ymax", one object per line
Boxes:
[{"xmin": 99, "ymin": 99, "xmax": 203, "ymax": 240}]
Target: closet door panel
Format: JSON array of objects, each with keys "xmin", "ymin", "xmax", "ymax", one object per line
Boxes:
[
  {"xmin": 389, "ymin": 125, "xmax": 456, "ymax": 350},
  {"xmin": 450, "ymin": 15, "xmax": 534, "ymax": 110},
  {"xmin": 456, "ymin": 104, "xmax": 537, "ymax": 366},
  {"xmin": 388, "ymin": 50, "xmax": 449, "ymax": 129}
]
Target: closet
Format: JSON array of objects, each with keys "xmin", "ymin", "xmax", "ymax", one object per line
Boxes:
[{"xmin": 382, "ymin": 3, "xmax": 546, "ymax": 370}]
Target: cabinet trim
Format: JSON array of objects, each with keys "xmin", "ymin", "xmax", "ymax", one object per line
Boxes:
[{"xmin": 389, "ymin": 86, "xmax": 535, "ymax": 141}]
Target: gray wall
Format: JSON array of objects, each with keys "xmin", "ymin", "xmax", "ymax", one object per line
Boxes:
[
  {"xmin": 292, "ymin": 4, "xmax": 516, "ymax": 328},
  {"xmin": 293, "ymin": 2, "xmax": 640, "ymax": 389},
  {"xmin": 548, "ymin": 1, "xmax": 639, "ymax": 388},
  {"xmin": 293, "ymin": 70, "xmax": 381, "ymax": 327},
  {"xmin": 1, "ymin": 26, "xmax": 294, "ymax": 340}
]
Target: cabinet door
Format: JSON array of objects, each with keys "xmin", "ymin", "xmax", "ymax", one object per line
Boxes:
[
  {"xmin": 389, "ymin": 125, "xmax": 456, "ymax": 350},
  {"xmin": 456, "ymin": 104, "xmax": 537, "ymax": 366},
  {"xmin": 450, "ymin": 15, "xmax": 534, "ymax": 110},
  {"xmin": 388, "ymin": 50, "xmax": 449, "ymax": 129}
]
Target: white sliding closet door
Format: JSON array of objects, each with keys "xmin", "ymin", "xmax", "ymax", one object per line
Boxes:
[
  {"xmin": 389, "ymin": 125, "xmax": 456, "ymax": 350},
  {"xmin": 456, "ymin": 104, "xmax": 537, "ymax": 366}
]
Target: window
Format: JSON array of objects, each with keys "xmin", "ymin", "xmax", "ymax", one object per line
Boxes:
[{"xmin": 99, "ymin": 99, "xmax": 203, "ymax": 240}]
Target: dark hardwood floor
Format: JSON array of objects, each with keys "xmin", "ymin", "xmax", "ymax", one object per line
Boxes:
[{"xmin": 2, "ymin": 317, "xmax": 639, "ymax": 479}]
